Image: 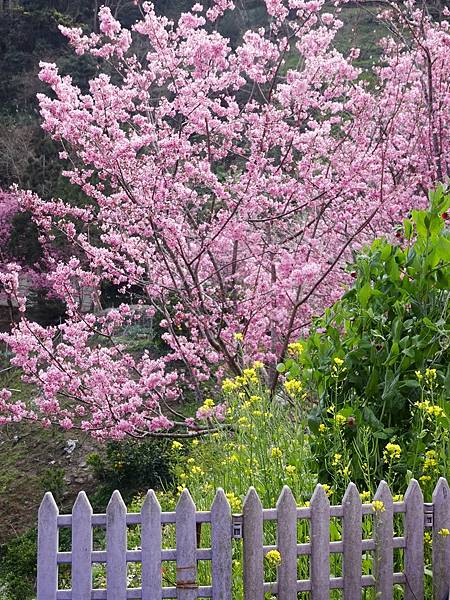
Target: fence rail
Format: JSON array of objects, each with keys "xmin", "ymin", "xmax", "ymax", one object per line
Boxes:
[{"xmin": 37, "ymin": 478, "xmax": 450, "ymax": 599}]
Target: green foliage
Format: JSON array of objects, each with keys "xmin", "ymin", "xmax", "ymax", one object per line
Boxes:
[
  {"xmin": 0, "ymin": 528, "xmax": 37, "ymax": 600},
  {"xmin": 40, "ymin": 466, "xmax": 66, "ymax": 506},
  {"xmin": 87, "ymin": 438, "xmax": 174, "ymax": 508},
  {"xmin": 280, "ymin": 185, "xmax": 450, "ymax": 491}
]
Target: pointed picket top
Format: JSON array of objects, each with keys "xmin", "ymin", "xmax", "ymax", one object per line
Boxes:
[
  {"xmin": 243, "ymin": 486, "xmax": 262, "ymax": 512},
  {"xmin": 276, "ymin": 485, "xmax": 296, "ymax": 510},
  {"xmin": 211, "ymin": 488, "xmax": 231, "ymax": 517},
  {"xmin": 73, "ymin": 491, "xmax": 92, "ymax": 516},
  {"xmin": 343, "ymin": 481, "xmax": 361, "ymax": 505},
  {"xmin": 106, "ymin": 488, "xmax": 127, "ymax": 516},
  {"xmin": 374, "ymin": 479, "xmax": 393, "ymax": 506},
  {"xmin": 142, "ymin": 489, "xmax": 161, "ymax": 516},
  {"xmin": 433, "ymin": 476, "xmax": 450, "ymax": 503},
  {"xmin": 404, "ymin": 478, "xmax": 423, "ymax": 503},
  {"xmin": 176, "ymin": 487, "xmax": 196, "ymax": 513},
  {"xmin": 310, "ymin": 483, "xmax": 330, "ymax": 507},
  {"xmin": 38, "ymin": 491, "xmax": 59, "ymax": 518}
]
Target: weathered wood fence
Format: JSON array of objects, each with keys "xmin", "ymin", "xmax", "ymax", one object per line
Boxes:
[{"xmin": 37, "ymin": 478, "xmax": 450, "ymax": 599}]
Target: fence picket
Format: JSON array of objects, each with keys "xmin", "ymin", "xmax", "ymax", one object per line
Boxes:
[
  {"xmin": 276, "ymin": 485, "xmax": 297, "ymax": 600},
  {"xmin": 37, "ymin": 492, "xmax": 59, "ymax": 600},
  {"xmin": 373, "ymin": 480, "xmax": 394, "ymax": 599},
  {"xmin": 106, "ymin": 490, "xmax": 127, "ymax": 599},
  {"xmin": 141, "ymin": 490, "xmax": 162, "ymax": 600},
  {"xmin": 404, "ymin": 479, "xmax": 424, "ymax": 600},
  {"xmin": 243, "ymin": 487, "xmax": 264, "ymax": 600},
  {"xmin": 310, "ymin": 484, "xmax": 330, "ymax": 600},
  {"xmin": 432, "ymin": 477, "xmax": 450, "ymax": 600},
  {"xmin": 342, "ymin": 482, "xmax": 362, "ymax": 599},
  {"xmin": 176, "ymin": 489, "xmax": 198, "ymax": 600},
  {"xmin": 211, "ymin": 488, "xmax": 232, "ymax": 600},
  {"xmin": 72, "ymin": 491, "xmax": 93, "ymax": 600}
]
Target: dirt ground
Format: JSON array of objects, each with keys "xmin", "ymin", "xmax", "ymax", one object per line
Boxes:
[{"xmin": 0, "ymin": 422, "xmax": 101, "ymax": 544}]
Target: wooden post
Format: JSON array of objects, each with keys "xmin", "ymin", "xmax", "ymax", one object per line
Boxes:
[
  {"xmin": 72, "ymin": 492, "xmax": 93, "ymax": 600},
  {"xmin": 310, "ymin": 484, "xmax": 330, "ymax": 600},
  {"xmin": 141, "ymin": 490, "xmax": 162, "ymax": 600},
  {"xmin": 373, "ymin": 480, "xmax": 393, "ymax": 599},
  {"xmin": 277, "ymin": 486, "xmax": 297, "ymax": 600},
  {"xmin": 211, "ymin": 488, "xmax": 232, "ymax": 600},
  {"xmin": 243, "ymin": 487, "xmax": 264, "ymax": 600},
  {"xmin": 342, "ymin": 482, "xmax": 362, "ymax": 599},
  {"xmin": 106, "ymin": 490, "xmax": 127, "ymax": 599},
  {"xmin": 404, "ymin": 479, "xmax": 424, "ymax": 600},
  {"xmin": 176, "ymin": 489, "xmax": 198, "ymax": 600},
  {"xmin": 433, "ymin": 477, "xmax": 450, "ymax": 600},
  {"xmin": 37, "ymin": 492, "xmax": 59, "ymax": 600}
]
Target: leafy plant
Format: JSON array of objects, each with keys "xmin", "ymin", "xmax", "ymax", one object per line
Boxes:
[
  {"xmin": 280, "ymin": 185, "xmax": 450, "ymax": 490},
  {"xmin": 0, "ymin": 528, "xmax": 37, "ymax": 600},
  {"xmin": 87, "ymin": 437, "xmax": 174, "ymax": 508}
]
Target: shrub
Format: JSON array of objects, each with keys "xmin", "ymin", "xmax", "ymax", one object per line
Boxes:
[
  {"xmin": 87, "ymin": 437, "xmax": 174, "ymax": 507},
  {"xmin": 279, "ymin": 186, "xmax": 450, "ymax": 495},
  {"xmin": 0, "ymin": 528, "xmax": 37, "ymax": 600}
]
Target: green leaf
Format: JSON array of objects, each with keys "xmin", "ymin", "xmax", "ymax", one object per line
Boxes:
[{"xmin": 358, "ymin": 282, "xmax": 372, "ymax": 308}]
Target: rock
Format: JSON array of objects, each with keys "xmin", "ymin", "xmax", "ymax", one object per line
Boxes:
[{"xmin": 64, "ymin": 439, "xmax": 77, "ymax": 455}]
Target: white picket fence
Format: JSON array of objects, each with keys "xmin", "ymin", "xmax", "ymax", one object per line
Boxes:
[{"xmin": 37, "ymin": 477, "xmax": 450, "ymax": 599}]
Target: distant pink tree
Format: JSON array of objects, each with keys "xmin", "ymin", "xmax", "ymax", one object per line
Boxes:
[{"xmin": 0, "ymin": 0, "xmax": 449, "ymax": 438}]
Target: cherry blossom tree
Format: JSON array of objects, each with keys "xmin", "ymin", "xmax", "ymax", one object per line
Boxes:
[{"xmin": 0, "ymin": 0, "xmax": 449, "ymax": 438}]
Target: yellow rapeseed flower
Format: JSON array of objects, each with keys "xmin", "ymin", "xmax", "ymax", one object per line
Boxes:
[
  {"xmin": 425, "ymin": 368, "xmax": 437, "ymax": 382},
  {"xmin": 383, "ymin": 442, "xmax": 401, "ymax": 463},
  {"xmin": 253, "ymin": 360, "xmax": 264, "ymax": 369},
  {"xmin": 191, "ymin": 465, "xmax": 204, "ymax": 475},
  {"xmin": 222, "ymin": 378, "xmax": 238, "ymax": 393},
  {"xmin": 226, "ymin": 491, "xmax": 242, "ymax": 512},
  {"xmin": 439, "ymin": 528, "xmax": 450, "ymax": 537},
  {"xmin": 333, "ymin": 357, "xmax": 344, "ymax": 366},
  {"xmin": 319, "ymin": 423, "xmax": 327, "ymax": 433},
  {"xmin": 192, "ymin": 438, "xmax": 199, "ymax": 446},
  {"xmin": 271, "ymin": 447, "xmax": 283, "ymax": 459},
  {"xmin": 372, "ymin": 500, "xmax": 385, "ymax": 512},
  {"xmin": 284, "ymin": 379, "xmax": 303, "ymax": 395},
  {"xmin": 322, "ymin": 484, "xmax": 332, "ymax": 497},
  {"xmin": 265, "ymin": 549, "xmax": 282, "ymax": 567},
  {"xmin": 234, "ymin": 332, "xmax": 244, "ymax": 341},
  {"xmin": 332, "ymin": 453, "xmax": 342, "ymax": 466},
  {"xmin": 285, "ymin": 464, "xmax": 296, "ymax": 475},
  {"xmin": 203, "ymin": 398, "xmax": 215, "ymax": 408},
  {"xmin": 288, "ymin": 342, "xmax": 304, "ymax": 356},
  {"xmin": 335, "ymin": 414, "xmax": 347, "ymax": 426},
  {"xmin": 172, "ymin": 441, "xmax": 183, "ymax": 450},
  {"xmin": 360, "ymin": 491, "xmax": 371, "ymax": 502}
]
